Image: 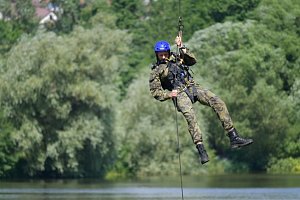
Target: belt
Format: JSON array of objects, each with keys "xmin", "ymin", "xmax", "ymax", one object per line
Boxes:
[{"xmin": 177, "ymin": 80, "xmax": 195, "ymax": 93}]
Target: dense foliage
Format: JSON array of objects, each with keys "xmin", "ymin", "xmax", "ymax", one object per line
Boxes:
[
  {"xmin": 0, "ymin": 0, "xmax": 299, "ymax": 178},
  {"xmin": 0, "ymin": 21, "xmax": 130, "ymax": 177}
]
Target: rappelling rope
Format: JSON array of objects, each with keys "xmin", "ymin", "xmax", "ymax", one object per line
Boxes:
[
  {"xmin": 174, "ymin": 0, "xmax": 184, "ymax": 199},
  {"xmin": 173, "ymin": 97, "xmax": 184, "ymax": 200}
]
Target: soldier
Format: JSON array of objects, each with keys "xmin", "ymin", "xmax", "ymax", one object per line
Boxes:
[{"xmin": 149, "ymin": 36, "xmax": 253, "ymax": 164}]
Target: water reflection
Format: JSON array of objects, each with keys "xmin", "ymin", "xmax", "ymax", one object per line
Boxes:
[
  {"xmin": 1, "ymin": 187, "xmax": 300, "ymax": 200},
  {"xmin": 0, "ymin": 174, "xmax": 300, "ymax": 200}
]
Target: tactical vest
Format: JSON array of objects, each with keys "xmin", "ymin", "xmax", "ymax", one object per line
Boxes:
[{"xmin": 159, "ymin": 60, "xmax": 197, "ymax": 103}]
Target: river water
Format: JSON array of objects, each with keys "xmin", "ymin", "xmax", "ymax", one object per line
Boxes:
[{"xmin": 0, "ymin": 174, "xmax": 299, "ymax": 200}]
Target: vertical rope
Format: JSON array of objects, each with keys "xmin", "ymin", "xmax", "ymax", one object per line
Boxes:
[
  {"xmin": 172, "ymin": 0, "xmax": 184, "ymax": 200},
  {"xmin": 178, "ymin": 0, "xmax": 181, "ymax": 21},
  {"xmin": 175, "ymin": 1, "xmax": 184, "ymax": 199},
  {"xmin": 173, "ymin": 97, "xmax": 184, "ymax": 200}
]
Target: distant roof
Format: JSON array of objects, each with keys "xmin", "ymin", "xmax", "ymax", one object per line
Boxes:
[
  {"xmin": 36, "ymin": 7, "xmax": 51, "ymax": 18},
  {"xmin": 32, "ymin": 0, "xmax": 52, "ymax": 18},
  {"xmin": 32, "ymin": 0, "xmax": 40, "ymax": 7}
]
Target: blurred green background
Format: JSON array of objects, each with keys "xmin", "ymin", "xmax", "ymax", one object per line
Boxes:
[{"xmin": 0, "ymin": 0, "xmax": 299, "ymax": 179}]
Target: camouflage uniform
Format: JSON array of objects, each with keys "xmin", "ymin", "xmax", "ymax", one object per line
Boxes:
[{"xmin": 149, "ymin": 48, "xmax": 234, "ymax": 144}]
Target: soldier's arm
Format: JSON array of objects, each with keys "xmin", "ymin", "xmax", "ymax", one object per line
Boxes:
[
  {"xmin": 180, "ymin": 47, "xmax": 197, "ymax": 66},
  {"xmin": 149, "ymin": 68, "xmax": 171, "ymax": 101},
  {"xmin": 175, "ymin": 36, "xmax": 197, "ymax": 66}
]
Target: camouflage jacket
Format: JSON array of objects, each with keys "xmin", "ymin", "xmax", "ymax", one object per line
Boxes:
[{"xmin": 149, "ymin": 47, "xmax": 197, "ymax": 101}]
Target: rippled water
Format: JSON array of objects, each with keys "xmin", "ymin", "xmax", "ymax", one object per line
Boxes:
[
  {"xmin": 1, "ymin": 187, "xmax": 300, "ymax": 200},
  {"xmin": 1, "ymin": 174, "xmax": 299, "ymax": 200}
]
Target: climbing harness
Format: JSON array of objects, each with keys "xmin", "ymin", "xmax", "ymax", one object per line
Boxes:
[{"xmin": 167, "ymin": 58, "xmax": 196, "ymax": 103}]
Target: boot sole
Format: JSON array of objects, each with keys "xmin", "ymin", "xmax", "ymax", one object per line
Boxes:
[
  {"xmin": 231, "ymin": 140, "xmax": 253, "ymax": 149},
  {"xmin": 201, "ymin": 159, "xmax": 209, "ymax": 165}
]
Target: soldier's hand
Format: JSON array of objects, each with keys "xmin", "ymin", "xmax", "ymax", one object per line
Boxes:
[
  {"xmin": 175, "ymin": 36, "xmax": 182, "ymax": 47},
  {"xmin": 169, "ymin": 90, "xmax": 178, "ymax": 98}
]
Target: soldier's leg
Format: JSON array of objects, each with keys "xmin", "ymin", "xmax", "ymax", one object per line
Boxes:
[
  {"xmin": 176, "ymin": 92, "xmax": 209, "ymax": 164},
  {"xmin": 175, "ymin": 91, "xmax": 202, "ymax": 144},
  {"xmin": 194, "ymin": 84, "xmax": 233, "ymax": 131},
  {"xmin": 176, "ymin": 91, "xmax": 209, "ymax": 164},
  {"xmin": 194, "ymin": 84, "xmax": 253, "ymax": 148}
]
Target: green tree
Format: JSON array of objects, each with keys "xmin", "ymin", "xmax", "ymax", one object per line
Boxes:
[
  {"xmin": 0, "ymin": 21, "xmax": 23, "ymax": 53},
  {"xmin": 52, "ymin": 0, "xmax": 113, "ymax": 33},
  {"xmin": 188, "ymin": 19, "xmax": 298, "ymax": 171},
  {"xmin": 250, "ymin": 0, "xmax": 300, "ymax": 92},
  {"xmin": 0, "ymin": 23, "xmax": 131, "ymax": 178},
  {"xmin": 0, "ymin": 0, "xmax": 37, "ymax": 53},
  {"xmin": 52, "ymin": 0, "xmax": 82, "ymax": 32},
  {"xmin": 0, "ymin": 111, "xmax": 19, "ymax": 177},
  {"xmin": 0, "ymin": 0, "xmax": 37, "ymax": 32}
]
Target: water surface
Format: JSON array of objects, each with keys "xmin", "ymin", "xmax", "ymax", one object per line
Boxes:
[{"xmin": 1, "ymin": 174, "xmax": 299, "ymax": 200}]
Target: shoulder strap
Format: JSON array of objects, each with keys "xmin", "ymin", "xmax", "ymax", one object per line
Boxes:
[{"xmin": 151, "ymin": 63, "xmax": 158, "ymax": 70}]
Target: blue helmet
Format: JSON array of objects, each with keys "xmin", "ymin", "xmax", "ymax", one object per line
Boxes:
[{"xmin": 154, "ymin": 40, "xmax": 170, "ymax": 52}]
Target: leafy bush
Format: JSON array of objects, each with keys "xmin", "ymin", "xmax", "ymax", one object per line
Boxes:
[{"xmin": 267, "ymin": 157, "xmax": 300, "ymax": 174}]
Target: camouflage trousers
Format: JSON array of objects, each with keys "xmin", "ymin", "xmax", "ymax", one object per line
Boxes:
[{"xmin": 175, "ymin": 84, "xmax": 233, "ymax": 144}]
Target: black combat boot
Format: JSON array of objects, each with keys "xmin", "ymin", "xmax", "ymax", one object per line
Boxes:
[
  {"xmin": 196, "ymin": 143, "xmax": 209, "ymax": 164},
  {"xmin": 228, "ymin": 128, "xmax": 253, "ymax": 149}
]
